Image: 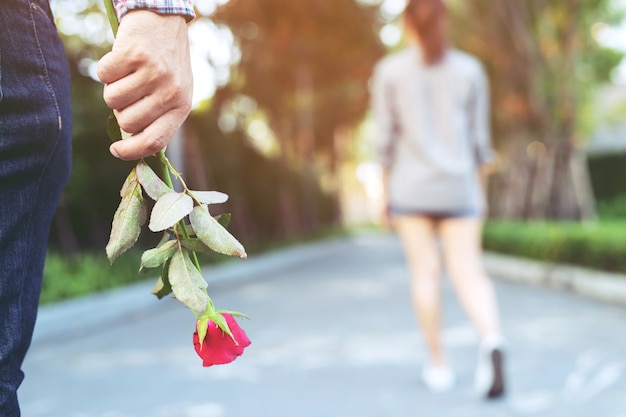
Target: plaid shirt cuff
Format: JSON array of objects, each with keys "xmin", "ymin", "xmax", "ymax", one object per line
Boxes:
[{"xmin": 113, "ymin": 0, "xmax": 196, "ymax": 22}]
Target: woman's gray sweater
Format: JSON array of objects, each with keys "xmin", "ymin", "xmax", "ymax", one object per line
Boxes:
[{"xmin": 371, "ymin": 46, "xmax": 494, "ymax": 215}]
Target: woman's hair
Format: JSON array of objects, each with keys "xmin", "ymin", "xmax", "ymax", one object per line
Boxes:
[{"xmin": 403, "ymin": 0, "xmax": 448, "ymax": 65}]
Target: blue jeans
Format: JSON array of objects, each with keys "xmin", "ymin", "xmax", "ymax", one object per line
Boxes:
[{"xmin": 0, "ymin": 0, "xmax": 72, "ymax": 414}]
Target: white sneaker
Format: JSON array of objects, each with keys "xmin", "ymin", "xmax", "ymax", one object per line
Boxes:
[
  {"xmin": 475, "ymin": 335, "xmax": 506, "ymax": 399},
  {"xmin": 421, "ymin": 365, "xmax": 455, "ymax": 393}
]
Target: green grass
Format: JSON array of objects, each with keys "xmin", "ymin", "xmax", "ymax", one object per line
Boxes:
[
  {"xmin": 597, "ymin": 194, "xmax": 626, "ymax": 220},
  {"xmin": 41, "ymin": 250, "xmax": 144, "ymax": 305},
  {"xmin": 483, "ymin": 220, "xmax": 626, "ymax": 274}
]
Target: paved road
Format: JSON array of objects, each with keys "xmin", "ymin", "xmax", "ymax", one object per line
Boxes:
[{"xmin": 20, "ymin": 234, "xmax": 626, "ymax": 417}]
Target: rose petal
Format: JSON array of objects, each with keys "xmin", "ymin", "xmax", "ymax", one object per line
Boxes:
[
  {"xmin": 193, "ymin": 314, "xmax": 251, "ymax": 367},
  {"xmin": 224, "ymin": 314, "xmax": 252, "ymax": 347}
]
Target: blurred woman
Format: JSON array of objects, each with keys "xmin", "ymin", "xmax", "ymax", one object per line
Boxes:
[{"xmin": 371, "ymin": 0, "xmax": 505, "ymax": 398}]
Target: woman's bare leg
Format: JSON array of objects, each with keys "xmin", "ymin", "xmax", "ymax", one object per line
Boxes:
[
  {"xmin": 394, "ymin": 216, "xmax": 447, "ymax": 367},
  {"xmin": 438, "ymin": 217, "xmax": 506, "ymax": 397},
  {"xmin": 438, "ymin": 217, "xmax": 500, "ymax": 337}
]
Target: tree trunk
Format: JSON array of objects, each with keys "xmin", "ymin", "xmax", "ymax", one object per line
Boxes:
[
  {"xmin": 276, "ymin": 120, "xmax": 304, "ymax": 238},
  {"xmin": 453, "ymin": 0, "xmax": 602, "ymax": 222},
  {"xmin": 489, "ymin": 137, "xmax": 596, "ymax": 220},
  {"xmin": 296, "ymin": 65, "xmax": 318, "ymax": 233}
]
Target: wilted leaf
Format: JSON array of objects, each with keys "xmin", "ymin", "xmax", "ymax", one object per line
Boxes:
[
  {"xmin": 136, "ymin": 161, "xmax": 172, "ymax": 200},
  {"xmin": 149, "ymin": 192, "xmax": 194, "ymax": 232},
  {"xmin": 151, "ymin": 276, "xmax": 172, "ymax": 299},
  {"xmin": 189, "ymin": 206, "xmax": 247, "ymax": 259},
  {"xmin": 152, "ymin": 260, "xmax": 173, "ymax": 299},
  {"xmin": 181, "ymin": 238, "xmax": 210, "ymax": 253},
  {"xmin": 188, "ymin": 190, "xmax": 229, "ymax": 205},
  {"xmin": 106, "ymin": 181, "xmax": 147, "ymax": 264},
  {"xmin": 119, "ymin": 167, "xmax": 138, "ymax": 198},
  {"xmin": 140, "ymin": 240, "xmax": 177, "ymax": 270},
  {"xmin": 169, "ymin": 248, "xmax": 209, "ymax": 313}
]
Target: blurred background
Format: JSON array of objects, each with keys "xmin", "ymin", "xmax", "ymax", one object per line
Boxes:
[
  {"xmin": 42, "ymin": 0, "xmax": 626, "ymax": 301},
  {"xmin": 22, "ymin": 1, "xmax": 626, "ymax": 415}
]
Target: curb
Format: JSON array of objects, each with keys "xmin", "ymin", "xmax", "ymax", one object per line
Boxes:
[{"xmin": 484, "ymin": 252, "xmax": 626, "ymax": 307}]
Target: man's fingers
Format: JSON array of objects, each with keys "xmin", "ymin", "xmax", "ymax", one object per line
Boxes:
[
  {"xmin": 113, "ymin": 95, "xmax": 161, "ymax": 135},
  {"xmin": 102, "ymin": 72, "xmax": 153, "ymax": 111},
  {"xmin": 97, "ymin": 51, "xmax": 133, "ymax": 85},
  {"xmin": 113, "ymin": 80, "xmax": 189, "ymax": 134},
  {"xmin": 109, "ymin": 110, "xmax": 186, "ymax": 160}
]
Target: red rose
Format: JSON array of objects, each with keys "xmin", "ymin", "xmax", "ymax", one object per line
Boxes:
[{"xmin": 193, "ymin": 314, "xmax": 251, "ymax": 367}]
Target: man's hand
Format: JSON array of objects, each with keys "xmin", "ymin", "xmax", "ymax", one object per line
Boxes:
[{"xmin": 98, "ymin": 11, "xmax": 193, "ymax": 160}]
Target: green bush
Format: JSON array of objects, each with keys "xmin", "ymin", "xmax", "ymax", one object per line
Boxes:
[
  {"xmin": 483, "ymin": 220, "xmax": 626, "ymax": 273},
  {"xmin": 41, "ymin": 251, "xmax": 143, "ymax": 305},
  {"xmin": 597, "ymin": 194, "xmax": 626, "ymax": 219},
  {"xmin": 588, "ymin": 153, "xmax": 626, "ymax": 201}
]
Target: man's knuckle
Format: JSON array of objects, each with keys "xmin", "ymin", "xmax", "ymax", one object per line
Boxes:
[
  {"xmin": 150, "ymin": 62, "xmax": 171, "ymax": 83},
  {"xmin": 130, "ymin": 49, "xmax": 149, "ymax": 65},
  {"xmin": 165, "ymin": 84, "xmax": 182, "ymax": 103},
  {"xmin": 170, "ymin": 84, "xmax": 192, "ymax": 114}
]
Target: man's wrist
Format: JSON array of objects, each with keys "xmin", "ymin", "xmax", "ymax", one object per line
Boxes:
[{"xmin": 112, "ymin": 0, "xmax": 195, "ymax": 22}]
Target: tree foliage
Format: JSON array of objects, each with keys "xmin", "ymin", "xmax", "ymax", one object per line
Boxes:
[
  {"xmin": 213, "ymin": 0, "xmax": 385, "ymax": 160},
  {"xmin": 209, "ymin": 0, "xmax": 385, "ymax": 233},
  {"xmin": 449, "ymin": 0, "xmax": 624, "ymax": 219},
  {"xmin": 49, "ymin": 0, "xmax": 352, "ymax": 251}
]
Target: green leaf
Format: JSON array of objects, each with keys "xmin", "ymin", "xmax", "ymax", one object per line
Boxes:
[
  {"xmin": 107, "ymin": 112, "xmax": 122, "ymax": 142},
  {"xmin": 152, "ymin": 259, "xmax": 173, "ymax": 299},
  {"xmin": 208, "ymin": 312, "xmax": 235, "ymax": 341},
  {"xmin": 189, "ymin": 207, "xmax": 247, "ymax": 259},
  {"xmin": 106, "ymin": 179, "xmax": 147, "ymax": 264},
  {"xmin": 140, "ymin": 240, "xmax": 177, "ymax": 270},
  {"xmin": 149, "ymin": 192, "xmax": 194, "ymax": 232},
  {"xmin": 136, "ymin": 161, "xmax": 172, "ymax": 200},
  {"xmin": 187, "ymin": 190, "xmax": 229, "ymax": 205},
  {"xmin": 168, "ymin": 247, "xmax": 208, "ymax": 313},
  {"xmin": 196, "ymin": 316, "xmax": 209, "ymax": 349},
  {"xmin": 181, "ymin": 238, "xmax": 210, "ymax": 253},
  {"xmin": 216, "ymin": 309, "xmax": 251, "ymax": 320},
  {"xmin": 216, "ymin": 213, "xmax": 232, "ymax": 228}
]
